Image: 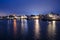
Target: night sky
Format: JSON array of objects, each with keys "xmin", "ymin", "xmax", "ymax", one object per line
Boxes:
[{"xmin": 0, "ymin": 0, "xmax": 60, "ymax": 15}]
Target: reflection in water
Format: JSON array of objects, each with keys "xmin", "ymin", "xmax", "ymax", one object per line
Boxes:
[
  {"xmin": 21, "ymin": 19, "xmax": 28, "ymax": 35},
  {"xmin": 13, "ymin": 19, "xmax": 17, "ymax": 36},
  {"xmin": 7, "ymin": 20, "xmax": 10, "ymax": 31},
  {"xmin": 52, "ymin": 21, "xmax": 56, "ymax": 32},
  {"xmin": 48, "ymin": 21, "xmax": 56, "ymax": 40},
  {"xmin": 7, "ymin": 20, "xmax": 12, "ymax": 30},
  {"xmin": 7, "ymin": 20, "xmax": 13, "ymax": 34},
  {"xmin": 34, "ymin": 19, "xmax": 40, "ymax": 40},
  {"xmin": 0, "ymin": 19, "xmax": 60, "ymax": 40}
]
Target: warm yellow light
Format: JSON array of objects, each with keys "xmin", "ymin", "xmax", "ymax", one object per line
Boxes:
[
  {"xmin": 49, "ymin": 14, "xmax": 53, "ymax": 17},
  {"xmin": 52, "ymin": 21, "xmax": 56, "ymax": 31},
  {"xmin": 34, "ymin": 19, "xmax": 40, "ymax": 39},
  {"xmin": 48, "ymin": 21, "xmax": 56, "ymax": 40},
  {"xmin": 13, "ymin": 19, "xmax": 17, "ymax": 36},
  {"xmin": 21, "ymin": 16, "xmax": 27, "ymax": 19},
  {"xmin": 32, "ymin": 16, "xmax": 39, "ymax": 19}
]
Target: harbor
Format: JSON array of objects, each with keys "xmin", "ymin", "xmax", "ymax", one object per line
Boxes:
[{"xmin": 0, "ymin": 12, "xmax": 60, "ymax": 21}]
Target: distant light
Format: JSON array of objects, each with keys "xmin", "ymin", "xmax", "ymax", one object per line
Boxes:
[
  {"xmin": 21, "ymin": 16, "xmax": 27, "ymax": 18},
  {"xmin": 48, "ymin": 14, "xmax": 53, "ymax": 17},
  {"xmin": 32, "ymin": 16, "xmax": 39, "ymax": 19}
]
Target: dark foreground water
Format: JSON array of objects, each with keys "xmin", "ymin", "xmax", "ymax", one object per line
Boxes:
[{"xmin": 0, "ymin": 19, "xmax": 60, "ymax": 40}]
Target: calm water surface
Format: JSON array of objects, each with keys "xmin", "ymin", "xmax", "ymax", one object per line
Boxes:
[{"xmin": 0, "ymin": 19, "xmax": 60, "ymax": 40}]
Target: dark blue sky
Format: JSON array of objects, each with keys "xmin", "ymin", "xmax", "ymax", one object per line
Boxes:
[{"xmin": 0, "ymin": 0, "xmax": 60, "ymax": 15}]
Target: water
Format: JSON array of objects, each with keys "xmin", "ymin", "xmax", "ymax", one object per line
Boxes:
[{"xmin": 0, "ymin": 19, "xmax": 60, "ymax": 40}]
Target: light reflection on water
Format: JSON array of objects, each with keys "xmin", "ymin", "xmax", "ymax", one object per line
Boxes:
[
  {"xmin": 13, "ymin": 19, "xmax": 17, "ymax": 35},
  {"xmin": 7, "ymin": 20, "xmax": 10, "ymax": 31},
  {"xmin": 0, "ymin": 19, "xmax": 60, "ymax": 40},
  {"xmin": 34, "ymin": 19, "xmax": 40, "ymax": 40},
  {"xmin": 21, "ymin": 19, "xmax": 28, "ymax": 35},
  {"xmin": 48, "ymin": 21, "xmax": 56, "ymax": 40}
]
